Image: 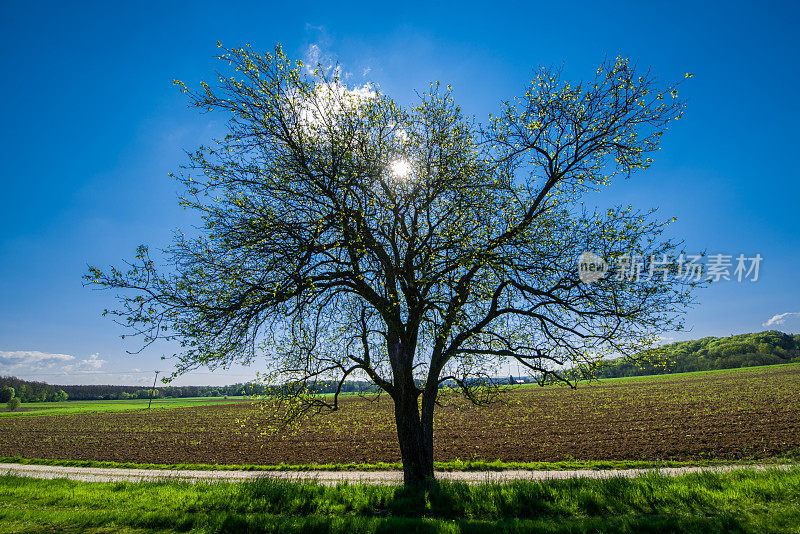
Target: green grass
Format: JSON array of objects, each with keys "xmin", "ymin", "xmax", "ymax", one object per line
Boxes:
[
  {"xmin": 584, "ymin": 362, "xmax": 800, "ymax": 385},
  {"xmin": 1, "ymin": 455, "xmax": 794, "ymax": 473},
  {"xmin": 0, "ymin": 396, "xmax": 250, "ymax": 418},
  {"xmin": 0, "ymin": 467, "xmax": 798, "ymax": 533}
]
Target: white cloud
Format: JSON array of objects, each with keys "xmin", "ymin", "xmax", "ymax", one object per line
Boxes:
[
  {"xmin": 292, "ymin": 44, "xmax": 375, "ymax": 123},
  {"xmin": 77, "ymin": 353, "xmax": 106, "ymax": 371},
  {"xmin": 0, "ymin": 350, "xmax": 106, "ymax": 378},
  {"xmin": 288, "ymin": 81, "xmax": 376, "ymax": 135},
  {"xmin": 763, "ymin": 312, "xmax": 800, "ymax": 328},
  {"xmin": 0, "ymin": 350, "xmax": 74, "ymax": 370}
]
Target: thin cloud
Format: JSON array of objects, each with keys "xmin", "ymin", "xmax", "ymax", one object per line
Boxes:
[
  {"xmin": 303, "ymin": 43, "xmax": 337, "ymax": 75},
  {"xmin": 655, "ymin": 335, "xmax": 676, "ymax": 346},
  {"xmin": 305, "ymin": 44, "xmax": 322, "ymax": 70},
  {"xmin": 763, "ymin": 312, "xmax": 800, "ymax": 327}
]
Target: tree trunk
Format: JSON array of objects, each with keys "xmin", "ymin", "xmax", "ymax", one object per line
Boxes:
[
  {"xmin": 389, "ymin": 339, "xmax": 435, "ymax": 485},
  {"xmin": 394, "ymin": 388, "xmax": 434, "ymax": 485}
]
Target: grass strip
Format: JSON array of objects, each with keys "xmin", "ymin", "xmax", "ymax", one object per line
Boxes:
[
  {"xmin": 0, "ymin": 455, "xmax": 794, "ymax": 473},
  {"xmin": 0, "ymin": 467, "xmax": 798, "ymax": 533}
]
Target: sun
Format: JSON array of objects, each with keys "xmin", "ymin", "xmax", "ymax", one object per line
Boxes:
[{"xmin": 389, "ymin": 158, "xmax": 412, "ymax": 180}]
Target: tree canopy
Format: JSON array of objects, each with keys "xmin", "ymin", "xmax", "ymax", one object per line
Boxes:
[{"xmin": 86, "ymin": 44, "xmax": 697, "ymax": 483}]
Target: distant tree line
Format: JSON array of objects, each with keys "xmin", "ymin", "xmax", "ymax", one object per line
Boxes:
[
  {"xmin": 67, "ymin": 380, "xmax": 384, "ymax": 400},
  {"xmin": 0, "ymin": 378, "xmax": 385, "ymax": 402},
  {"xmin": 597, "ymin": 331, "xmax": 800, "ymax": 378},
  {"xmin": 0, "ymin": 376, "xmax": 68, "ymax": 403},
  {"xmin": 55, "ymin": 383, "xmax": 267, "ymax": 401}
]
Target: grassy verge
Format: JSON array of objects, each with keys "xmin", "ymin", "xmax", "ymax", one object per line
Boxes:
[
  {"xmin": 0, "ymin": 467, "xmax": 798, "ymax": 533},
  {"xmin": 584, "ymin": 362, "xmax": 800, "ymax": 385},
  {"xmin": 2, "ymin": 455, "xmax": 795, "ymax": 473}
]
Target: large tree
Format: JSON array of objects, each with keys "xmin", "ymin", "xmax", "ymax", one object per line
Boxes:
[{"xmin": 87, "ymin": 44, "xmax": 695, "ymax": 485}]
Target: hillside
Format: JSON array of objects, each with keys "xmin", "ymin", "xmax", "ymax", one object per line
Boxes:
[{"xmin": 599, "ymin": 331, "xmax": 800, "ymax": 378}]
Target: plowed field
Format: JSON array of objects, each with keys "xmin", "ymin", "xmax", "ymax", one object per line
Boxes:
[{"xmin": 2, "ymin": 365, "xmax": 798, "ymax": 464}]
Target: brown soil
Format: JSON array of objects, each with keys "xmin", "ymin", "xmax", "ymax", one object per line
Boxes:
[{"xmin": 1, "ymin": 366, "xmax": 798, "ymax": 465}]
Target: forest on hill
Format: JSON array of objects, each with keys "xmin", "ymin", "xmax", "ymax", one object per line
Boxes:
[{"xmin": 598, "ymin": 331, "xmax": 800, "ymax": 378}]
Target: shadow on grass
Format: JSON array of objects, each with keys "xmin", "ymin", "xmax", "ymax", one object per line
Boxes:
[
  {"xmin": 188, "ymin": 511, "xmax": 748, "ymax": 534},
  {"xmin": 2, "ymin": 469, "xmax": 793, "ymax": 533},
  {"xmin": 197, "ymin": 476, "xmax": 752, "ymax": 533}
]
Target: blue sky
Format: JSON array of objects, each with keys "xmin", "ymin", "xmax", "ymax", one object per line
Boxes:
[{"xmin": 1, "ymin": 1, "xmax": 798, "ymax": 385}]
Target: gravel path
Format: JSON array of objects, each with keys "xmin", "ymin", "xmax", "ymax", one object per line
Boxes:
[{"xmin": 0, "ymin": 463, "xmax": 792, "ymax": 485}]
